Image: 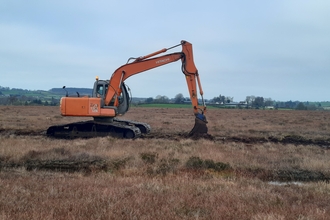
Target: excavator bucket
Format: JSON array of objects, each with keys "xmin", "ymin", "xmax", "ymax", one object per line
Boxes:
[{"xmin": 189, "ymin": 113, "xmax": 208, "ymax": 136}]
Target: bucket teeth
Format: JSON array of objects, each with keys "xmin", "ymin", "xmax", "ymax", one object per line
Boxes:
[{"xmin": 189, "ymin": 116, "xmax": 208, "ymax": 136}]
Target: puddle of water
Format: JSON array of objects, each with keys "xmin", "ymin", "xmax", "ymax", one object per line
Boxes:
[{"xmin": 268, "ymin": 181, "xmax": 304, "ymax": 186}]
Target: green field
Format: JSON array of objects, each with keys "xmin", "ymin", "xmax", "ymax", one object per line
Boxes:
[{"xmin": 135, "ymin": 103, "xmax": 218, "ymax": 109}]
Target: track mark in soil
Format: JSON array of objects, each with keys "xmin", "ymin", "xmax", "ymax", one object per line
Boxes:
[
  {"xmin": 0, "ymin": 148, "xmax": 129, "ymax": 173},
  {"xmin": 225, "ymin": 135, "xmax": 330, "ymax": 148},
  {"xmin": 143, "ymin": 132, "xmax": 330, "ymax": 148},
  {"xmin": 1, "ymin": 128, "xmax": 329, "ymax": 148},
  {"xmin": 141, "ymin": 132, "xmax": 214, "ymax": 141},
  {"xmin": 1, "ymin": 147, "xmax": 329, "ymax": 182},
  {"xmin": 235, "ymin": 167, "xmax": 330, "ymax": 182},
  {"xmin": 0, "ymin": 128, "xmax": 45, "ymax": 136},
  {"xmin": 1, "ymin": 158, "xmax": 329, "ymax": 182}
]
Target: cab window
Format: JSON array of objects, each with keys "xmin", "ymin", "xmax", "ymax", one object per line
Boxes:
[{"xmin": 97, "ymin": 85, "xmax": 104, "ymax": 96}]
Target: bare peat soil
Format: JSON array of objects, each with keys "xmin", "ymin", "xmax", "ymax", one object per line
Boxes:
[
  {"xmin": 1, "ymin": 106, "xmax": 330, "ymax": 146},
  {"xmin": 1, "ymin": 106, "xmax": 330, "ymax": 182}
]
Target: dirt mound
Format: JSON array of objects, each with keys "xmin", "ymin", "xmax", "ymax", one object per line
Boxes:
[
  {"xmin": 141, "ymin": 132, "xmax": 214, "ymax": 141},
  {"xmin": 24, "ymin": 159, "xmax": 109, "ymax": 172},
  {"xmin": 235, "ymin": 167, "xmax": 330, "ymax": 182},
  {"xmin": 274, "ymin": 169, "xmax": 329, "ymax": 182},
  {"xmin": 143, "ymin": 132, "xmax": 330, "ymax": 147},
  {"xmin": 3, "ymin": 160, "xmax": 328, "ymax": 182},
  {"xmin": 0, "ymin": 148, "xmax": 130, "ymax": 173},
  {"xmin": 226, "ymin": 135, "xmax": 330, "ymax": 148},
  {"xmin": 2, "ymin": 147, "xmax": 329, "ymax": 182}
]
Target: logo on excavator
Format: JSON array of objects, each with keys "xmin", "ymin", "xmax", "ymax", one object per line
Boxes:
[
  {"xmin": 90, "ymin": 103, "xmax": 99, "ymax": 113},
  {"xmin": 156, "ymin": 58, "xmax": 170, "ymax": 64}
]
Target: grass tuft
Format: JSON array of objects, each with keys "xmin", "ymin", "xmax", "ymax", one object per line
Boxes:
[{"xmin": 186, "ymin": 156, "xmax": 231, "ymax": 171}]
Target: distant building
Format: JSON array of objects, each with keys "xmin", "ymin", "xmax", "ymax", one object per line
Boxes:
[{"xmin": 224, "ymin": 101, "xmax": 247, "ymax": 108}]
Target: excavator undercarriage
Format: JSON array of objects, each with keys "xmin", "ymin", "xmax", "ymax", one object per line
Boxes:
[
  {"xmin": 46, "ymin": 118, "xmax": 151, "ymax": 139},
  {"xmin": 46, "ymin": 116, "xmax": 207, "ymax": 139}
]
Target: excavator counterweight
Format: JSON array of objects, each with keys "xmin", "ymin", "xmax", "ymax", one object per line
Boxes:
[{"xmin": 47, "ymin": 40, "xmax": 208, "ymax": 139}]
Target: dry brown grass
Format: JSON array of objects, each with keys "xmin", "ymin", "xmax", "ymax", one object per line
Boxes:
[{"xmin": 1, "ymin": 106, "xmax": 330, "ymax": 219}]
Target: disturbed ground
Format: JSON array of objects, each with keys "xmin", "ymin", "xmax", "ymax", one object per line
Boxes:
[
  {"xmin": 1, "ymin": 106, "xmax": 330, "ymax": 219},
  {"xmin": 1, "ymin": 106, "xmax": 330, "ymax": 180},
  {"xmin": 0, "ymin": 106, "xmax": 330, "ymax": 148},
  {"xmin": 1, "ymin": 106, "xmax": 330, "ymax": 146},
  {"xmin": 2, "ymin": 128, "xmax": 330, "ymax": 147}
]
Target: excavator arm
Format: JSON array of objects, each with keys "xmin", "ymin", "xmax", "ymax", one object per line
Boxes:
[{"xmin": 104, "ymin": 40, "xmax": 207, "ymax": 118}]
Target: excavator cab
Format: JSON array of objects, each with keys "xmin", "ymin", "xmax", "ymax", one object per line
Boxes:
[
  {"xmin": 92, "ymin": 79, "xmax": 108, "ymax": 98},
  {"xmin": 92, "ymin": 79, "xmax": 130, "ymax": 116}
]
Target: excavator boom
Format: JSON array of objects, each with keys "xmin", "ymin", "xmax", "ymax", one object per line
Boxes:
[{"xmin": 104, "ymin": 41, "xmax": 206, "ymax": 117}]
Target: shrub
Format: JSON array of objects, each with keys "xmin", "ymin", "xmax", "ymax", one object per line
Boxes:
[
  {"xmin": 140, "ymin": 152, "xmax": 158, "ymax": 164},
  {"xmin": 185, "ymin": 156, "xmax": 230, "ymax": 171},
  {"xmin": 156, "ymin": 158, "xmax": 180, "ymax": 175}
]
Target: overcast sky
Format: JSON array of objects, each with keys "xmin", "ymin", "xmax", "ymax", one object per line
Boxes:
[{"xmin": 1, "ymin": 0, "xmax": 329, "ymax": 101}]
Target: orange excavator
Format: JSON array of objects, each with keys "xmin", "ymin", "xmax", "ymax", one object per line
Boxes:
[{"xmin": 47, "ymin": 40, "xmax": 208, "ymax": 138}]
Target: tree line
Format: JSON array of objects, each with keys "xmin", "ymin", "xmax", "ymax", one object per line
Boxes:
[
  {"xmin": 0, "ymin": 86, "xmax": 327, "ymax": 110},
  {"xmin": 0, "ymin": 95, "xmax": 58, "ymax": 106}
]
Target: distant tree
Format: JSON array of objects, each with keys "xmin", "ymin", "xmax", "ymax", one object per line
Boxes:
[
  {"xmin": 32, "ymin": 99, "xmax": 42, "ymax": 105},
  {"xmin": 226, "ymin": 96, "xmax": 233, "ymax": 103},
  {"xmin": 174, "ymin": 93, "xmax": 184, "ymax": 104},
  {"xmin": 155, "ymin": 95, "xmax": 169, "ymax": 103},
  {"xmin": 0, "ymin": 97, "xmax": 9, "ymax": 105},
  {"xmin": 8, "ymin": 96, "xmax": 17, "ymax": 105},
  {"xmin": 212, "ymin": 94, "xmax": 226, "ymax": 104},
  {"xmin": 306, "ymin": 104, "xmax": 317, "ymax": 111},
  {"xmin": 20, "ymin": 95, "xmax": 28, "ymax": 102},
  {"xmin": 245, "ymin": 96, "xmax": 251, "ymax": 104},
  {"xmin": 220, "ymin": 95, "xmax": 226, "ymax": 104},
  {"xmin": 285, "ymin": 100, "xmax": 297, "ymax": 109},
  {"xmin": 254, "ymin": 96, "xmax": 264, "ymax": 108},
  {"xmin": 264, "ymin": 98, "xmax": 273, "ymax": 106},
  {"xmin": 296, "ymin": 102, "xmax": 307, "ymax": 110},
  {"xmin": 145, "ymin": 97, "xmax": 154, "ymax": 103},
  {"xmin": 51, "ymin": 97, "xmax": 58, "ymax": 106},
  {"xmin": 162, "ymin": 96, "xmax": 169, "ymax": 103},
  {"xmin": 212, "ymin": 96, "xmax": 220, "ymax": 103},
  {"xmin": 246, "ymin": 96, "xmax": 255, "ymax": 107}
]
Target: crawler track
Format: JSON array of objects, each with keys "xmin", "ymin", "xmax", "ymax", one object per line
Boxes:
[{"xmin": 46, "ymin": 118, "xmax": 151, "ymax": 139}]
